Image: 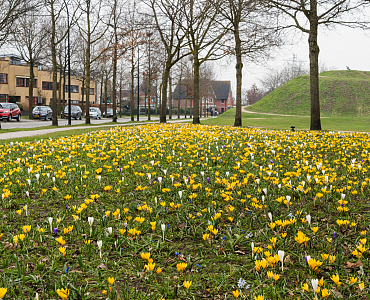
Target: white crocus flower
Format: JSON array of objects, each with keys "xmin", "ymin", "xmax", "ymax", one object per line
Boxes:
[
  {"xmin": 311, "ymin": 279, "xmax": 319, "ymax": 300},
  {"xmin": 88, "ymin": 217, "xmax": 94, "ymax": 235},
  {"xmin": 97, "ymin": 240, "xmax": 103, "ymax": 258},
  {"xmin": 306, "ymin": 214, "xmax": 311, "ymax": 226},
  {"xmin": 48, "ymin": 217, "xmax": 53, "ymax": 233},
  {"xmin": 268, "ymin": 212, "xmax": 273, "ymax": 222},
  {"xmin": 278, "ymin": 250, "xmax": 285, "ymax": 271}
]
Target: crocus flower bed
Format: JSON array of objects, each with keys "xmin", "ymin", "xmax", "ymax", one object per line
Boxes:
[{"xmin": 0, "ymin": 124, "xmax": 369, "ymax": 299}]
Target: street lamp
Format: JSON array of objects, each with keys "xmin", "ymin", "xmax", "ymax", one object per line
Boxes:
[{"xmin": 62, "ymin": 0, "xmax": 71, "ymax": 125}]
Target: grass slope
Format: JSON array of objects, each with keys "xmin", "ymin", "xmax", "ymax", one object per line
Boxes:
[{"xmin": 249, "ymin": 70, "xmax": 370, "ymax": 116}]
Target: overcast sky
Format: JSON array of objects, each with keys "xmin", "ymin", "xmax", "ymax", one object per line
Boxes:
[{"xmin": 218, "ymin": 25, "xmax": 370, "ymax": 96}]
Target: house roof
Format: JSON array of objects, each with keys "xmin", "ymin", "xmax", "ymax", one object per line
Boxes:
[
  {"xmin": 173, "ymin": 80, "xmax": 230, "ymax": 100},
  {"xmin": 173, "ymin": 84, "xmax": 191, "ymax": 99}
]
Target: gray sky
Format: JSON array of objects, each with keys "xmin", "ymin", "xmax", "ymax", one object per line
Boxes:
[{"xmin": 218, "ymin": 25, "xmax": 370, "ymax": 95}]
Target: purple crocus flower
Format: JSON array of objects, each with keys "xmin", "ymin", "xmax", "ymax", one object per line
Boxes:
[
  {"xmin": 207, "ymin": 177, "xmax": 210, "ymax": 183},
  {"xmin": 333, "ymin": 232, "xmax": 337, "ymax": 239},
  {"xmin": 54, "ymin": 228, "xmax": 58, "ymax": 235}
]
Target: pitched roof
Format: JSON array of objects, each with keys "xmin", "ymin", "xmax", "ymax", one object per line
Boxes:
[
  {"xmin": 173, "ymin": 80, "xmax": 231, "ymax": 100},
  {"xmin": 210, "ymin": 81, "xmax": 230, "ymax": 100},
  {"xmin": 173, "ymin": 84, "xmax": 191, "ymax": 100}
]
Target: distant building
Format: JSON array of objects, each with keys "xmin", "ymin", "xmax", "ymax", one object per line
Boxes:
[
  {"xmin": 173, "ymin": 81, "xmax": 233, "ymax": 115},
  {"xmin": 0, "ymin": 55, "xmax": 96, "ymax": 111}
]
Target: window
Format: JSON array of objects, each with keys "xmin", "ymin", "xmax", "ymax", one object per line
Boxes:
[
  {"xmin": 71, "ymin": 100, "xmax": 79, "ymax": 104},
  {"xmin": 0, "ymin": 73, "xmax": 7, "ymax": 84},
  {"xmin": 208, "ymin": 98, "xmax": 213, "ymax": 103},
  {"xmin": 26, "ymin": 96, "xmax": 42, "ymax": 105},
  {"xmin": 16, "ymin": 77, "xmax": 37, "ymax": 87},
  {"xmin": 42, "ymin": 81, "xmax": 59, "ymax": 90},
  {"xmin": 0, "ymin": 94, "xmax": 9, "ymax": 102},
  {"xmin": 65, "ymin": 85, "xmax": 79, "ymax": 93},
  {"xmin": 221, "ymin": 99, "xmax": 225, "ymax": 104},
  {"xmin": 82, "ymin": 88, "xmax": 95, "ymax": 95}
]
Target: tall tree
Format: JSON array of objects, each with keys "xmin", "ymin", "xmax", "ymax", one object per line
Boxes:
[
  {"xmin": 214, "ymin": 0, "xmax": 281, "ymax": 127},
  {"xmin": 182, "ymin": 0, "xmax": 226, "ymax": 124},
  {"xmin": 44, "ymin": 0, "xmax": 74, "ymax": 126},
  {"xmin": 11, "ymin": 9, "xmax": 48, "ymax": 117},
  {"xmin": 146, "ymin": 0, "xmax": 188, "ymax": 123},
  {"xmin": 267, "ymin": 0, "xmax": 369, "ymax": 130},
  {"xmin": 78, "ymin": 0, "xmax": 111, "ymax": 124}
]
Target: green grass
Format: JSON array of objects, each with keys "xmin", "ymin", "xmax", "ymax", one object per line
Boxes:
[
  {"xmin": 203, "ymin": 108, "xmax": 370, "ymax": 132},
  {"xmin": 249, "ymin": 70, "xmax": 370, "ymax": 117}
]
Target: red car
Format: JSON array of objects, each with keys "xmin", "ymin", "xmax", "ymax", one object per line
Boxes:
[{"xmin": 0, "ymin": 103, "xmax": 21, "ymax": 121}]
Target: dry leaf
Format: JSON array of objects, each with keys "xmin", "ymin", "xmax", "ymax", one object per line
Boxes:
[
  {"xmin": 97, "ymin": 263, "xmax": 108, "ymax": 269},
  {"xmin": 345, "ymin": 260, "xmax": 363, "ymax": 269}
]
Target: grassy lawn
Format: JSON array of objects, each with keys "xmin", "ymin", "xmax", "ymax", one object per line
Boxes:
[
  {"xmin": 203, "ymin": 108, "xmax": 370, "ymax": 132},
  {"xmin": 0, "ymin": 123, "xmax": 369, "ymax": 299}
]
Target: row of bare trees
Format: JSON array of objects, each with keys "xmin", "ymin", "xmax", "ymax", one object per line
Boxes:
[{"xmin": 1, "ymin": 0, "xmax": 369, "ymax": 130}]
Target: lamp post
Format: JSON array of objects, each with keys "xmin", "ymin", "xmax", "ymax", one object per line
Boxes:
[{"xmin": 62, "ymin": 0, "xmax": 71, "ymax": 125}]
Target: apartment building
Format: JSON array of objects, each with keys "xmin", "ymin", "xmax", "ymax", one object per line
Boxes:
[{"xmin": 0, "ymin": 55, "xmax": 96, "ymax": 111}]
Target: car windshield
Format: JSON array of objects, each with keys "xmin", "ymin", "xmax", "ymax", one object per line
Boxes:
[
  {"xmin": 107, "ymin": 109, "xmax": 113, "ymax": 112},
  {"xmin": 64, "ymin": 106, "xmax": 77, "ymax": 112},
  {"xmin": 90, "ymin": 108, "xmax": 98, "ymax": 111},
  {"xmin": 0, "ymin": 103, "xmax": 12, "ymax": 109},
  {"xmin": 34, "ymin": 107, "xmax": 48, "ymax": 111}
]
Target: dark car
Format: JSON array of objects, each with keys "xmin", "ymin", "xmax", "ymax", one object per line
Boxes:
[
  {"xmin": 61, "ymin": 105, "xmax": 82, "ymax": 120},
  {"xmin": 0, "ymin": 102, "xmax": 21, "ymax": 121},
  {"xmin": 32, "ymin": 106, "xmax": 52, "ymax": 120}
]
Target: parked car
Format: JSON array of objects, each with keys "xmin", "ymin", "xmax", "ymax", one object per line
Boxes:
[
  {"xmin": 0, "ymin": 102, "xmax": 21, "ymax": 121},
  {"xmin": 103, "ymin": 108, "xmax": 118, "ymax": 118},
  {"xmin": 32, "ymin": 106, "xmax": 52, "ymax": 120},
  {"xmin": 86, "ymin": 107, "xmax": 101, "ymax": 119},
  {"xmin": 61, "ymin": 105, "xmax": 82, "ymax": 120}
]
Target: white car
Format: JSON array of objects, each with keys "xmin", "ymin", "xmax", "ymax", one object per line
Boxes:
[{"xmin": 88, "ymin": 107, "xmax": 101, "ymax": 119}]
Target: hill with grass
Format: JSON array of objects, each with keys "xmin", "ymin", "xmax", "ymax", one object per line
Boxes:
[{"xmin": 248, "ymin": 70, "xmax": 370, "ymax": 116}]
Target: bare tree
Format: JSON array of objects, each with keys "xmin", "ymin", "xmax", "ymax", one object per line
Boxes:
[
  {"xmin": 78, "ymin": 0, "xmax": 111, "ymax": 124},
  {"xmin": 259, "ymin": 61, "xmax": 308, "ymax": 93},
  {"xmin": 44, "ymin": 0, "xmax": 76, "ymax": 126},
  {"xmin": 245, "ymin": 83, "xmax": 263, "ymax": 105},
  {"xmin": 10, "ymin": 9, "xmax": 48, "ymax": 117},
  {"xmin": 0, "ymin": 0, "xmax": 31, "ymax": 47},
  {"xmin": 182, "ymin": 0, "xmax": 226, "ymax": 124},
  {"xmin": 212, "ymin": 0, "xmax": 282, "ymax": 127},
  {"xmin": 267, "ymin": 0, "xmax": 369, "ymax": 130},
  {"xmin": 146, "ymin": 0, "xmax": 189, "ymax": 123}
]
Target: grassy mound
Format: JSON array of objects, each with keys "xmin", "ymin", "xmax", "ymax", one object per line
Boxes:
[{"xmin": 249, "ymin": 70, "xmax": 370, "ymax": 116}]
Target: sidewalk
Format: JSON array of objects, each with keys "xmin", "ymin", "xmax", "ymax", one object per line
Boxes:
[{"xmin": 0, "ymin": 117, "xmax": 212, "ymax": 140}]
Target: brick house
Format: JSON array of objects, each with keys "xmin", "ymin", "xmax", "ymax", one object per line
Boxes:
[{"xmin": 173, "ymin": 80, "xmax": 233, "ymax": 115}]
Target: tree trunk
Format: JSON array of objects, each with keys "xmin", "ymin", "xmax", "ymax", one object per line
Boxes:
[
  {"xmin": 100, "ymin": 74, "xmax": 103, "ymax": 112},
  {"xmin": 160, "ymin": 67, "xmax": 170, "ymax": 123},
  {"xmin": 112, "ymin": 31, "xmax": 117, "ymax": 123},
  {"xmin": 147, "ymin": 44, "xmax": 151, "ymax": 121},
  {"xmin": 85, "ymin": 3, "xmax": 91, "ymax": 125},
  {"xmin": 169, "ymin": 75, "xmax": 172, "ymax": 119},
  {"xmin": 309, "ymin": 0, "xmax": 321, "ymax": 130},
  {"xmin": 81, "ymin": 78, "xmax": 85, "ymax": 114},
  {"xmin": 104, "ymin": 76, "xmax": 108, "ymax": 117},
  {"xmin": 28, "ymin": 58, "xmax": 34, "ymax": 119},
  {"xmin": 51, "ymin": 1, "xmax": 58, "ymax": 126},
  {"xmin": 130, "ymin": 53, "xmax": 134, "ymax": 121},
  {"xmin": 178, "ymin": 79, "xmax": 181, "ymax": 119},
  {"xmin": 234, "ymin": 26, "xmax": 243, "ymax": 127},
  {"xmin": 192, "ymin": 53, "xmax": 200, "ymax": 124}
]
